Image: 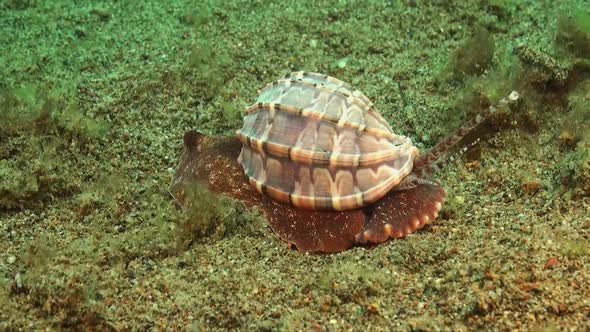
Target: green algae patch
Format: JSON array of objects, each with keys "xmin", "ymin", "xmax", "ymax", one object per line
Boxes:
[
  {"xmin": 560, "ymin": 80, "xmax": 590, "ymax": 146},
  {"xmin": 10, "ymin": 236, "xmax": 112, "ymax": 330},
  {"xmin": 194, "ymin": 99, "xmax": 244, "ymax": 135},
  {"xmin": 558, "ymin": 140, "xmax": 590, "ymax": 198},
  {"xmin": 560, "ymin": 239, "xmax": 590, "ymax": 257},
  {"xmin": 186, "ymin": 39, "xmax": 233, "ymax": 102},
  {"xmin": 453, "ymin": 63, "xmax": 517, "ymax": 116},
  {"xmin": 75, "ymin": 173, "xmax": 126, "ymax": 220},
  {"xmin": 0, "ymin": 83, "xmax": 108, "ymax": 209},
  {"xmin": 442, "ymin": 27, "xmax": 496, "ymax": 81},
  {"xmin": 556, "ymin": 9, "xmax": 590, "ymax": 59},
  {"xmin": 556, "ymin": 80, "xmax": 590, "ymax": 197},
  {"xmin": 174, "ymin": 182, "xmax": 266, "ymax": 253},
  {"xmin": 0, "ymin": 137, "xmax": 79, "ymax": 209},
  {"xmin": 175, "ymin": 183, "xmax": 223, "ymax": 251},
  {"xmin": 1, "ymin": 82, "xmax": 108, "ymax": 141}
]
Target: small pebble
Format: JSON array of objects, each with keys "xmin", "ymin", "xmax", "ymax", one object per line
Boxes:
[
  {"xmin": 544, "ymin": 257, "xmax": 559, "ymax": 270},
  {"xmin": 434, "ymin": 278, "xmax": 443, "ymax": 290},
  {"xmin": 336, "ymin": 58, "xmax": 347, "ymax": 68}
]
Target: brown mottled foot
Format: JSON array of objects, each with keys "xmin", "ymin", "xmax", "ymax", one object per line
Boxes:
[
  {"xmin": 263, "ymin": 199, "xmax": 365, "ymax": 253},
  {"xmin": 355, "ymin": 181, "xmax": 447, "ymax": 244},
  {"xmin": 170, "ymin": 130, "xmax": 263, "ymax": 208},
  {"xmin": 170, "ymin": 131, "xmax": 365, "ymax": 253}
]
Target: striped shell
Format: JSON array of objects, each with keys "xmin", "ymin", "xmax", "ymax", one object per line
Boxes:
[{"xmin": 237, "ymin": 72, "xmax": 419, "ymax": 211}]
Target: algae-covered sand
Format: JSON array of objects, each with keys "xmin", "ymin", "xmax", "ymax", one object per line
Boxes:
[{"xmin": 1, "ymin": 0, "xmax": 589, "ymax": 330}]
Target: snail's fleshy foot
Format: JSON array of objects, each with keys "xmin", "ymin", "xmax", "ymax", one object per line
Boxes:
[
  {"xmin": 355, "ymin": 181, "xmax": 447, "ymax": 244},
  {"xmin": 263, "ymin": 199, "xmax": 365, "ymax": 253},
  {"xmin": 170, "ymin": 131, "xmax": 261, "ymax": 208}
]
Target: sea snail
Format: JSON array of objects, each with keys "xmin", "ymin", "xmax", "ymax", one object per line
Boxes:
[{"xmin": 171, "ymin": 72, "xmax": 519, "ymax": 253}]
